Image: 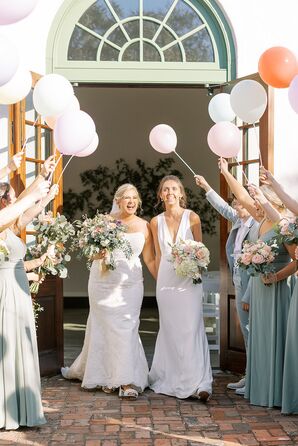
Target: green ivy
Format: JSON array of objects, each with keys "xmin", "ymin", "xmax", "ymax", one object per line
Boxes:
[{"xmin": 63, "ymin": 158, "xmax": 218, "ymax": 235}]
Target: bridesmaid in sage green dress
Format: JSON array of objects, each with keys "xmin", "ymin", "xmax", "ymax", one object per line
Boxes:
[
  {"xmin": 245, "ymin": 224, "xmax": 295, "ymax": 407},
  {"xmin": 281, "ymin": 249, "xmax": 298, "ymax": 414}
]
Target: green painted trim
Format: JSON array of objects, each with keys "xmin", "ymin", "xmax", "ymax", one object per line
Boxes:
[{"xmin": 46, "ymin": 0, "xmax": 236, "ymax": 84}]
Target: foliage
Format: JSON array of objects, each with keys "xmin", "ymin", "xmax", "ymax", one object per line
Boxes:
[{"xmin": 63, "ymin": 158, "xmax": 218, "ymax": 235}]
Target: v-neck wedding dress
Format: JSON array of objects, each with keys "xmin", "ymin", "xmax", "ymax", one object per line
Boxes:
[{"xmin": 149, "ymin": 210, "xmax": 212, "ymax": 398}]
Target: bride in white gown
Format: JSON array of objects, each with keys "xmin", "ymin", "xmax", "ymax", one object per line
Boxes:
[
  {"xmin": 62, "ymin": 184, "xmax": 156, "ymax": 399},
  {"xmin": 149, "ymin": 175, "xmax": 213, "ymax": 401}
]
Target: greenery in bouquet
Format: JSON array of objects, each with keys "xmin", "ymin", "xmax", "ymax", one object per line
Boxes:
[
  {"xmin": 0, "ymin": 239, "xmax": 9, "ymax": 264},
  {"xmin": 275, "ymin": 216, "xmax": 298, "ymax": 245},
  {"xmin": 27, "ymin": 211, "xmax": 75, "ymax": 294},
  {"xmin": 170, "ymin": 239, "xmax": 210, "ymax": 284},
  {"xmin": 73, "ymin": 211, "xmax": 133, "ymax": 270},
  {"xmin": 236, "ymin": 239, "xmax": 279, "ymax": 279}
]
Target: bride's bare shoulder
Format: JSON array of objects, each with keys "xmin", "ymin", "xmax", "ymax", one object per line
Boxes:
[{"xmin": 189, "ymin": 210, "xmax": 201, "ymax": 223}]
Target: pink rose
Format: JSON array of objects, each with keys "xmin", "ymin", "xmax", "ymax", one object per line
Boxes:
[
  {"xmin": 241, "ymin": 253, "xmax": 252, "ymax": 265},
  {"xmin": 252, "ymin": 254, "xmax": 265, "ymax": 264},
  {"xmin": 196, "ymin": 250, "xmax": 204, "ymax": 259}
]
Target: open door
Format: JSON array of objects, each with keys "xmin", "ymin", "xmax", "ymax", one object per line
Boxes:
[
  {"xmin": 10, "ymin": 73, "xmax": 64, "ymax": 376},
  {"xmin": 219, "ymin": 73, "xmax": 274, "ymax": 373}
]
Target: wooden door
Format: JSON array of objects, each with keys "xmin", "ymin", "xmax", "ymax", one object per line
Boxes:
[
  {"xmin": 10, "ymin": 73, "xmax": 64, "ymax": 376},
  {"xmin": 219, "ymin": 73, "xmax": 274, "ymax": 373}
]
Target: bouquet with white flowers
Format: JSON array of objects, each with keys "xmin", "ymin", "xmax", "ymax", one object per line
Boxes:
[
  {"xmin": 73, "ymin": 211, "xmax": 132, "ymax": 271},
  {"xmin": 27, "ymin": 211, "xmax": 75, "ymax": 294},
  {"xmin": 0, "ymin": 239, "xmax": 9, "ymax": 264},
  {"xmin": 236, "ymin": 239, "xmax": 279, "ymax": 279},
  {"xmin": 275, "ymin": 216, "xmax": 298, "ymax": 245},
  {"xmin": 170, "ymin": 239, "xmax": 210, "ymax": 284}
]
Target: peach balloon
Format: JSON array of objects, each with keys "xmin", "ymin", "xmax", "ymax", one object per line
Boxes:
[{"xmin": 258, "ymin": 47, "xmax": 298, "ymax": 88}]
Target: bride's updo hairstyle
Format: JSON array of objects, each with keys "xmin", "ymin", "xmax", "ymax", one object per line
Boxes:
[
  {"xmin": 156, "ymin": 175, "xmax": 187, "ymax": 209},
  {"xmin": 113, "ymin": 183, "xmax": 142, "ymax": 212}
]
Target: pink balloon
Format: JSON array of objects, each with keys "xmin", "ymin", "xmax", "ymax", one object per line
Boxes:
[
  {"xmin": 149, "ymin": 124, "xmax": 177, "ymax": 154},
  {"xmin": 207, "ymin": 122, "xmax": 241, "ymax": 158},
  {"xmin": 0, "ymin": 0, "xmax": 39, "ymax": 25},
  {"xmin": 76, "ymin": 133, "xmax": 99, "ymax": 157},
  {"xmin": 45, "ymin": 96, "xmax": 80, "ymax": 129},
  {"xmin": 54, "ymin": 110, "xmax": 96, "ymax": 155},
  {"xmin": 288, "ymin": 74, "xmax": 298, "ymax": 113}
]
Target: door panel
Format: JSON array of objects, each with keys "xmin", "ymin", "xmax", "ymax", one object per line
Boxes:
[
  {"xmin": 219, "ymin": 73, "xmax": 274, "ymax": 372},
  {"xmin": 10, "ymin": 73, "xmax": 64, "ymax": 376}
]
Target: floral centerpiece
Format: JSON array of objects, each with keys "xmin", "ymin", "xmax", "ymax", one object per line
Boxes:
[
  {"xmin": 169, "ymin": 239, "xmax": 210, "ymax": 284},
  {"xmin": 0, "ymin": 239, "xmax": 9, "ymax": 264},
  {"xmin": 73, "ymin": 211, "xmax": 132, "ymax": 271},
  {"xmin": 27, "ymin": 211, "xmax": 75, "ymax": 294},
  {"xmin": 236, "ymin": 239, "xmax": 279, "ymax": 279},
  {"xmin": 275, "ymin": 216, "xmax": 298, "ymax": 245}
]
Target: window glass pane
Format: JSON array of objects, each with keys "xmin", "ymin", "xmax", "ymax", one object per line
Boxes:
[
  {"xmin": 79, "ymin": 0, "xmax": 115, "ymax": 36},
  {"xmin": 26, "ymin": 233, "xmax": 36, "ymax": 248},
  {"xmin": 123, "ymin": 19, "xmax": 139, "ymax": 39},
  {"xmin": 122, "ymin": 41, "xmax": 140, "ymax": 61},
  {"xmin": 68, "ymin": 26, "xmax": 99, "ymax": 61},
  {"xmin": 41, "ymin": 128, "xmax": 52, "ymax": 160},
  {"xmin": 167, "ymin": 1, "xmax": 203, "ymax": 37},
  {"xmin": 26, "ymin": 161, "xmax": 38, "ymax": 187},
  {"xmin": 101, "ymin": 43, "xmax": 119, "ymax": 61},
  {"xmin": 164, "ymin": 43, "xmax": 182, "ymax": 61},
  {"xmin": 109, "ymin": 0, "xmax": 139, "ymax": 19},
  {"xmin": 155, "ymin": 27, "xmax": 175, "ymax": 47},
  {"xmin": 247, "ymin": 126, "xmax": 260, "ymax": 160},
  {"xmin": 248, "ymin": 162, "xmax": 260, "ymax": 186},
  {"xmin": 143, "ymin": 20, "xmax": 159, "ymax": 40},
  {"xmin": 25, "ymin": 124, "xmax": 37, "ymax": 159},
  {"xmin": 183, "ymin": 28, "xmax": 214, "ymax": 62},
  {"xmin": 108, "ymin": 26, "xmax": 127, "ymax": 46},
  {"xmin": 0, "ymin": 105, "xmax": 9, "ymax": 178},
  {"xmin": 143, "ymin": 0, "xmax": 173, "ymax": 21},
  {"xmin": 143, "ymin": 42, "xmax": 161, "ymax": 61},
  {"xmin": 25, "ymin": 91, "xmax": 36, "ymax": 122}
]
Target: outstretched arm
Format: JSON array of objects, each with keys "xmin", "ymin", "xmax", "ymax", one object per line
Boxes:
[
  {"xmin": 142, "ymin": 222, "xmax": 156, "ymax": 280},
  {"xmin": 0, "ymin": 151, "xmax": 24, "ymax": 179},
  {"xmin": 218, "ymin": 157, "xmax": 260, "ymax": 220},
  {"xmin": 260, "ymin": 167, "xmax": 298, "ymax": 215},
  {"xmin": 17, "ymin": 155, "xmax": 56, "ymax": 201},
  {"xmin": 248, "ymin": 184, "xmax": 281, "ymax": 223},
  {"xmin": 195, "ymin": 175, "xmax": 238, "ymax": 224}
]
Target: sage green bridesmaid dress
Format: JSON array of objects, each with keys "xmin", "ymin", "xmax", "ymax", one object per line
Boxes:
[
  {"xmin": 245, "ymin": 228, "xmax": 294, "ymax": 408},
  {"xmin": 282, "ymin": 277, "xmax": 298, "ymax": 414},
  {"xmin": 0, "ymin": 229, "xmax": 46, "ymax": 430}
]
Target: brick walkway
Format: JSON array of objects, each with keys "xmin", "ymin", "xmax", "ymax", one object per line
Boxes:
[{"xmin": 1, "ymin": 373, "xmax": 298, "ymax": 446}]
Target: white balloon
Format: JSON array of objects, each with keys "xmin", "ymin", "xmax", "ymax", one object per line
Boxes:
[
  {"xmin": 76, "ymin": 133, "xmax": 99, "ymax": 157},
  {"xmin": 230, "ymin": 80, "xmax": 267, "ymax": 124},
  {"xmin": 0, "ymin": 0, "xmax": 39, "ymax": 25},
  {"xmin": 0, "ymin": 35, "xmax": 19, "ymax": 87},
  {"xmin": 44, "ymin": 96, "xmax": 80, "ymax": 129},
  {"xmin": 0, "ymin": 67, "xmax": 32, "ymax": 105},
  {"xmin": 33, "ymin": 74, "xmax": 74, "ymax": 117},
  {"xmin": 149, "ymin": 124, "xmax": 177, "ymax": 154},
  {"xmin": 208, "ymin": 93, "xmax": 236, "ymax": 123}
]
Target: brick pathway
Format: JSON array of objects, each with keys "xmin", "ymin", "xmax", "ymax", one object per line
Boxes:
[{"xmin": 1, "ymin": 372, "xmax": 298, "ymax": 446}]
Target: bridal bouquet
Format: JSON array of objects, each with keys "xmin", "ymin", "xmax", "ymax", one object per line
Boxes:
[
  {"xmin": 275, "ymin": 216, "xmax": 298, "ymax": 245},
  {"xmin": 73, "ymin": 211, "xmax": 132, "ymax": 270},
  {"xmin": 170, "ymin": 239, "xmax": 210, "ymax": 284},
  {"xmin": 236, "ymin": 239, "xmax": 279, "ymax": 278},
  {"xmin": 0, "ymin": 239, "xmax": 9, "ymax": 264},
  {"xmin": 27, "ymin": 211, "xmax": 75, "ymax": 294}
]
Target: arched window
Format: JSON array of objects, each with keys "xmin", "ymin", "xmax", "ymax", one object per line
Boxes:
[{"xmin": 47, "ymin": 0, "xmax": 236, "ymax": 83}]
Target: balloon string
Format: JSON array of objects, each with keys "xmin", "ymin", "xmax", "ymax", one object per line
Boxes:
[
  {"xmin": 56, "ymin": 155, "xmax": 74, "ymax": 185},
  {"xmin": 48, "ymin": 154, "xmax": 62, "ymax": 184},
  {"xmin": 22, "ymin": 115, "xmax": 39, "ymax": 152},
  {"xmin": 252, "ymin": 122, "xmax": 263, "ymax": 167},
  {"xmin": 174, "ymin": 151, "xmax": 196, "ymax": 176},
  {"xmin": 233, "ymin": 157, "xmax": 249, "ymax": 185}
]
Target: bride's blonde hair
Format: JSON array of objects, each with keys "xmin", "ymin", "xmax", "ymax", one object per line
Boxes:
[{"xmin": 113, "ymin": 183, "xmax": 142, "ymax": 211}]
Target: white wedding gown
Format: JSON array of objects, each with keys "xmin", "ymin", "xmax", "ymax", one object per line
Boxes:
[
  {"xmin": 62, "ymin": 232, "xmax": 148, "ymax": 391},
  {"xmin": 149, "ymin": 210, "xmax": 213, "ymax": 398}
]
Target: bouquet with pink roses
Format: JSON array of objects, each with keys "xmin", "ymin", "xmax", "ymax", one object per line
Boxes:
[
  {"xmin": 170, "ymin": 239, "xmax": 210, "ymax": 284},
  {"xmin": 275, "ymin": 216, "xmax": 298, "ymax": 245},
  {"xmin": 236, "ymin": 239, "xmax": 279, "ymax": 278}
]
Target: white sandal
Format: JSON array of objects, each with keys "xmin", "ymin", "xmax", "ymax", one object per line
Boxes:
[
  {"xmin": 102, "ymin": 386, "xmax": 117, "ymax": 394},
  {"xmin": 118, "ymin": 386, "xmax": 138, "ymax": 400}
]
